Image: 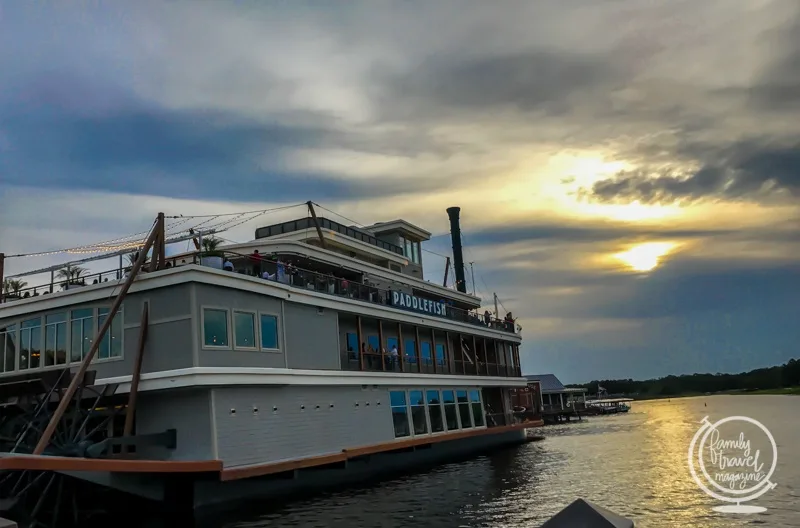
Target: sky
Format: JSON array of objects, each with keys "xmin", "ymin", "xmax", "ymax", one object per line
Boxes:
[{"xmin": 0, "ymin": 1, "xmax": 798, "ymax": 383}]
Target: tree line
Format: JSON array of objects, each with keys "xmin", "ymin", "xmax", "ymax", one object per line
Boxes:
[{"xmin": 567, "ymin": 358, "xmax": 800, "ymax": 397}]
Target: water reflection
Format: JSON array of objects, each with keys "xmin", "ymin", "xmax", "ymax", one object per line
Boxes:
[{"xmin": 200, "ymin": 396, "xmax": 799, "ymax": 528}]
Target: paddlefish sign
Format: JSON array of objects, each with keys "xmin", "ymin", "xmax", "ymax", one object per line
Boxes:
[{"xmin": 391, "ymin": 291, "xmax": 448, "ymax": 317}]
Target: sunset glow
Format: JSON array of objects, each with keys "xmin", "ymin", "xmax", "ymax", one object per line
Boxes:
[{"xmin": 614, "ymin": 242, "xmax": 678, "ymax": 272}]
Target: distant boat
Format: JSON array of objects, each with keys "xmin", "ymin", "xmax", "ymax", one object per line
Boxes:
[{"xmin": 584, "ymin": 398, "xmax": 633, "ymax": 414}]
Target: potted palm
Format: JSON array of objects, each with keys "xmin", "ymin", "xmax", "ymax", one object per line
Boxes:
[
  {"xmin": 58, "ymin": 264, "xmax": 88, "ymax": 290},
  {"xmin": 200, "ymin": 236, "xmax": 225, "ymax": 269},
  {"xmin": 2, "ymin": 278, "xmax": 27, "ymax": 300}
]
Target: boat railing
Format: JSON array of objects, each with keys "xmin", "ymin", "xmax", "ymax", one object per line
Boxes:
[
  {"xmin": 213, "ymin": 250, "xmax": 520, "ymax": 335},
  {"xmin": 1, "ymin": 251, "xmax": 520, "ymax": 337}
]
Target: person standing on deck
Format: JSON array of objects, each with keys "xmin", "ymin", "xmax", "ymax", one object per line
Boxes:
[{"xmin": 390, "ymin": 344, "xmax": 399, "ymax": 370}]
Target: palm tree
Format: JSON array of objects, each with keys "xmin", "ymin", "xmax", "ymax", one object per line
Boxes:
[
  {"xmin": 201, "ymin": 236, "xmax": 224, "ymax": 257},
  {"xmin": 57, "ymin": 264, "xmax": 88, "ymax": 286},
  {"xmin": 2, "ymin": 278, "xmax": 28, "ymax": 297}
]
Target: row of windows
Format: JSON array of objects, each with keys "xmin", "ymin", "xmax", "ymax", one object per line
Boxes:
[
  {"xmin": 0, "ymin": 307, "xmax": 123, "ymax": 373},
  {"xmin": 346, "ymin": 333, "xmax": 446, "ymax": 364},
  {"xmin": 389, "ymin": 388, "xmax": 484, "ymax": 438},
  {"xmin": 202, "ymin": 307, "xmax": 279, "ymax": 351},
  {"xmin": 399, "ymin": 235, "xmax": 422, "ymax": 265}
]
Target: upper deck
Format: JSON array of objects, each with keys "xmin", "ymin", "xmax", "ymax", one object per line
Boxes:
[{"xmin": 0, "ymin": 204, "xmax": 523, "ymax": 390}]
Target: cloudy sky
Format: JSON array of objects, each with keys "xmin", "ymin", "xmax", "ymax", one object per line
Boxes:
[{"xmin": 1, "ymin": 1, "xmax": 798, "ymax": 383}]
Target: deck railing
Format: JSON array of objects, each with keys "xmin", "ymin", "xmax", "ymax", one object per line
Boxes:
[
  {"xmin": 340, "ymin": 350, "xmax": 522, "ymax": 377},
  {"xmin": 2, "ymin": 251, "xmax": 521, "ymax": 341}
]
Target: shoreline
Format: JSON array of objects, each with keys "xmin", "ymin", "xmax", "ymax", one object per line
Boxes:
[{"xmin": 628, "ymin": 386, "xmax": 800, "ymax": 400}]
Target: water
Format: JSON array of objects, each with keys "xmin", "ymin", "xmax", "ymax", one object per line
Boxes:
[{"xmin": 201, "ymin": 395, "xmax": 799, "ymax": 527}]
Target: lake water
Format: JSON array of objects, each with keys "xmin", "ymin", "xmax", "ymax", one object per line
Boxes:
[{"xmin": 197, "ymin": 395, "xmax": 800, "ymax": 528}]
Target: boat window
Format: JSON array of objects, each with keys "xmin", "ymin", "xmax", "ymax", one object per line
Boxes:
[
  {"xmin": 457, "ymin": 390, "xmax": 472, "ymax": 428},
  {"xmin": 0, "ymin": 324, "xmax": 17, "ymax": 373},
  {"xmin": 411, "ymin": 241, "xmax": 419, "ymax": 264},
  {"xmin": 409, "ymin": 390, "xmax": 428, "ymax": 435},
  {"xmin": 389, "ymin": 390, "xmax": 410, "ymax": 438},
  {"xmin": 426, "ymin": 390, "xmax": 444, "ymax": 433},
  {"xmin": 404, "ymin": 338, "xmax": 416, "ymax": 363},
  {"xmin": 44, "ymin": 313, "xmax": 68, "ymax": 367},
  {"xmin": 97, "ymin": 307, "xmax": 123, "ymax": 359},
  {"xmin": 442, "ymin": 390, "xmax": 459, "ymax": 430},
  {"xmin": 420, "ymin": 341, "xmax": 432, "ymax": 366},
  {"xmin": 367, "ymin": 335, "xmax": 379, "ymax": 352},
  {"xmin": 19, "ymin": 317, "xmax": 42, "ymax": 370},
  {"xmin": 435, "ymin": 343, "xmax": 445, "ymax": 366},
  {"xmin": 345, "ymin": 332, "xmax": 358, "ymax": 353},
  {"xmin": 387, "ymin": 337, "xmax": 398, "ymax": 351},
  {"xmin": 260, "ymin": 314, "xmax": 279, "ymax": 350},
  {"xmin": 203, "ymin": 309, "xmax": 229, "ymax": 347},
  {"xmin": 234, "ymin": 312, "xmax": 257, "ymax": 349},
  {"xmin": 470, "ymin": 389, "xmax": 484, "ymax": 427},
  {"xmin": 70, "ymin": 309, "xmax": 94, "ymax": 363}
]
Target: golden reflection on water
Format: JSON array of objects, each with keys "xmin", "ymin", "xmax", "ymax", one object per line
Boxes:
[{"xmin": 216, "ymin": 395, "xmax": 799, "ymax": 528}]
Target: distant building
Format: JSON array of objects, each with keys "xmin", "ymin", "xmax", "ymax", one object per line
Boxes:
[{"xmin": 524, "ymin": 374, "xmax": 587, "ymax": 412}]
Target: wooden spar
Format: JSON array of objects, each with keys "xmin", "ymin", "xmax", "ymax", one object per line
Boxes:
[
  {"xmin": 378, "ymin": 319, "xmax": 386, "ymax": 371},
  {"xmin": 123, "ymin": 302, "xmax": 150, "ymax": 441},
  {"xmin": 414, "ymin": 326, "xmax": 422, "ymax": 373},
  {"xmin": 356, "ymin": 315, "xmax": 364, "ymax": 371},
  {"xmin": 430, "ymin": 327, "xmax": 437, "ymax": 374},
  {"xmin": 148, "ymin": 213, "xmax": 166, "ymax": 272},
  {"xmin": 397, "ymin": 322, "xmax": 404, "ymax": 372},
  {"xmin": 0, "ymin": 252, "xmax": 5, "ymax": 304},
  {"xmin": 307, "ymin": 201, "xmax": 327, "ymax": 250},
  {"xmin": 33, "ymin": 214, "xmax": 164, "ymax": 455},
  {"xmin": 442, "ymin": 256, "xmax": 450, "ymax": 287}
]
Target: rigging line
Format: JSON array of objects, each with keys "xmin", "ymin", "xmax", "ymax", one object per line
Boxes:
[
  {"xmin": 311, "ymin": 203, "xmax": 365, "ymax": 228},
  {"xmin": 164, "ymin": 202, "xmax": 304, "ymax": 219},
  {"xmin": 5, "ymin": 218, "xmax": 158, "ymax": 259},
  {"xmin": 460, "ymin": 232, "xmax": 506, "ymax": 311}
]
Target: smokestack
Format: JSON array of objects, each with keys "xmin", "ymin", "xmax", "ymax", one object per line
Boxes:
[{"xmin": 446, "ymin": 207, "xmax": 467, "ymax": 294}]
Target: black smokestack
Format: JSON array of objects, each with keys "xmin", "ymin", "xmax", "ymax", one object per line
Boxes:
[{"xmin": 446, "ymin": 207, "xmax": 467, "ymax": 294}]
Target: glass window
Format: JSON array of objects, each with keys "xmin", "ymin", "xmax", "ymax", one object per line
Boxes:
[
  {"xmin": 346, "ymin": 332, "xmax": 358, "ymax": 352},
  {"xmin": 260, "ymin": 314, "xmax": 279, "ymax": 349},
  {"xmin": 442, "ymin": 390, "xmax": 459, "ymax": 430},
  {"xmin": 20, "ymin": 318, "xmax": 42, "ymax": 370},
  {"xmin": 404, "ymin": 239, "xmax": 412, "ymax": 261},
  {"xmin": 0, "ymin": 324, "xmax": 17, "ymax": 373},
  {"xmin": 367, "ymin": 335, "xmax": 379, "ymax": 352},
  {"xmin": 389, "ymin": 390, "xmax": 410, "ymax": 438},
  {"xmin": 457, "ymin": 390, "xmax": 473, "ymax": 428},
  {"xmin": 203, "ymin": 309, "xmax": 229, "ymax": 347},
  {"xmin": 404, "ymin": 338, "xmax": 416, "ymax": 363},
  {"xmin": 234, "ymin": 312, "xmax": 257, "ymax": 348},
  {"xmin": 435, "ymin": 343, "xmax": 445, "ymax": 366},
  {"xmin": 387, "ymin": 337, "xmax": 398, "ymax": 350},
  {"xmin": 44, "ymin": 313, "xmax": 67, "ymax": 366},
  {"xmin": 411, "ymin": 241, "xmax": 419, "ymax": 264},
  {"xmin": 97, "ymin": 307, "xmax": 123, "ymax": 359},
  {"xmin": 70, "ymin": 308, "xmax": 94, "ymax": 363},
  {"xmin": 426, "ymin": 390, "xmax": 444, "ymax": 433},
  {"xmin": 409, "ymin": 390, "xmax": 428, "ymax": 435},
  {"xmin": 421, "ymin": 341, "xmax": 432, "ymax": 366},
  {"xmin": 470, "ymin": 390, "xmax": 485, "ymax": 427}
]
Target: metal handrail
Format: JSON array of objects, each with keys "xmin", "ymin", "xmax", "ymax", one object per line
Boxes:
[{"xmin": 1, "ymin": 250, "xmax": 521, "ymax": 337}]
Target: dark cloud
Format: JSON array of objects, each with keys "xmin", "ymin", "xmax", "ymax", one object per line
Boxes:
[
  {"xmin": 582, "ymin": 138, "xmax": 800, "ymax": 204},
  {"xmin": 377, "ymin": 50, "xmax": 620, "ymax": 119},
  {"xmin": 0, "ymin": 86, "xmax": 473, "ymax": 202},
  {"xmin": 461, "ymin": 222, "xmax": 734, "ymax": 247}
]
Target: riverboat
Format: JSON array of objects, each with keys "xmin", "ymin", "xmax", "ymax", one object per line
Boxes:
[
  {"xmin": 0, "ymin": 203, "xmax": 541, "ymax": 527},
  {"xmin": 585, "ymin": 398, "xmax": 633, "ymax": 414}
]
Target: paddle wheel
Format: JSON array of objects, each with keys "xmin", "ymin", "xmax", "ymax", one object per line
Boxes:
[
  {"xmin": 0, "ymin": 369, "xmax": 127, "ymax": 527},
  {"xmin": 0, "ymin": 214, "xmax": 170, "ymax": 528}
]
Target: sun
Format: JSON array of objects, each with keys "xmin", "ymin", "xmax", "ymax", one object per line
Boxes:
[{"xmin": 614, "ymin": 242, "xmax": 677, "ymax": 272}]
